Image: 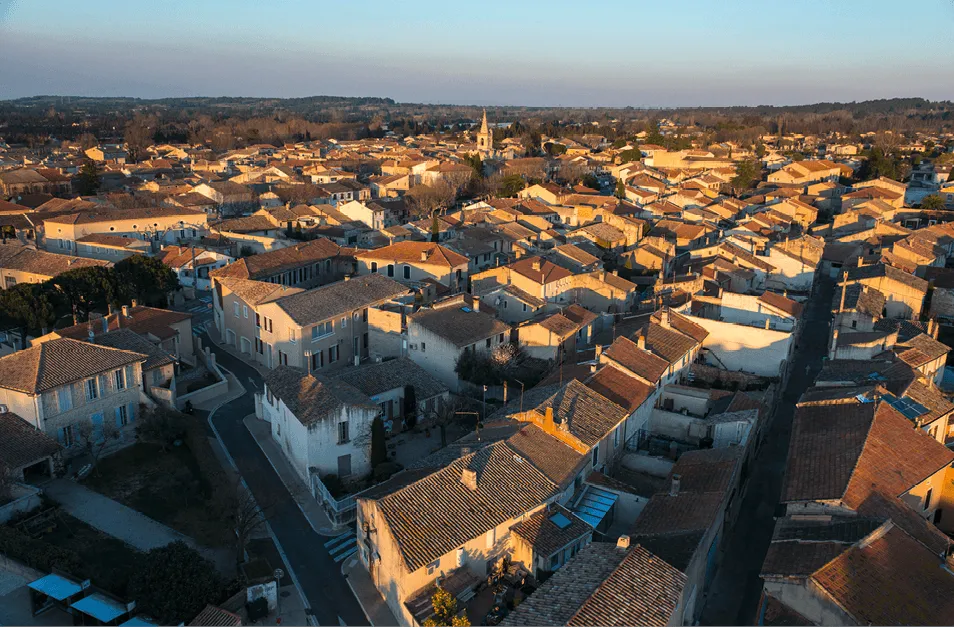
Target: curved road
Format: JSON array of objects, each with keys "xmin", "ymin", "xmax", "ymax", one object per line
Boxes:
[{"xmin": 198, "ymin": 333, "xmax": 368, "ymax": 626}]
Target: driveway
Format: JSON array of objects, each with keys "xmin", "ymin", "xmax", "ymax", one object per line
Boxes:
[
  {"xmin": 199, "ymin": 333, "xmax": 369, "ymax": 626},
  {"xmin": 699, "ymin": 274, "xmax": 835, "ymax": 625}
]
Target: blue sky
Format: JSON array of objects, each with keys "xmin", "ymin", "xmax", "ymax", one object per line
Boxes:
[{"xmin": 1, "ymin": 0, "xmax": 952, "ymax": 106}]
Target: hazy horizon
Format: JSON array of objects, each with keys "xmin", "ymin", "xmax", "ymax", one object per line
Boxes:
[{"xmin": 2, "ymin": 0, "xmax": 953, "ymax": 107}]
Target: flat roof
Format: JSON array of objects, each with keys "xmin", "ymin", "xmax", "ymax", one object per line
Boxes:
[
  {"xmin": 71, "ymin": 592, "xmax": 128, "ymax": 622},
  {"xmin": 28, "ymin": 573, "xmax": 83, "ymax": 601}
]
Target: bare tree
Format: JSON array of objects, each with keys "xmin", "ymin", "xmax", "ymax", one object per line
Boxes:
[
  {"xmin": 216, "ymin": 474, "xmax": 284, "ymax": 565},
  {"xmin": 406, "ymin": 181, "xmax": 456, "ymax": 219},
  {"xmin": 76, "ymin": 132, "xmax": 99, "ymax": 150},
  {"xmin": 124, "ymin": 113, "xmax": 157, "ymax": 163},
  {"xmin": 76, "ymin": 419, "xmax": 120, "ymax": 474}
]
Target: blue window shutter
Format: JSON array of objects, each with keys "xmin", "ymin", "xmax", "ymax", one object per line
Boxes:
[
  {"xmin": 115, "ymin": 407, "xmax": 123, "ymax": 428},
  {"xmin": 128, "ymin": 402, "xmax": 136, "ymax": 423},
  {"xmin": 56, "ymin": 428, "xmax": 65, "ymax": 445},
  {"xmin": 91, "ymin": 413, "xmax": 104, "ymax": 443}
]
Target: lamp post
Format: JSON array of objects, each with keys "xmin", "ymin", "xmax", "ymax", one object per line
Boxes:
[{"xmin": 273, "ymin": 568, "xmax": 284, "ymax": 617}]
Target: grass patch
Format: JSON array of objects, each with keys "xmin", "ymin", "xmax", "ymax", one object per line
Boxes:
[{"xmin": 83, "ymin": 442, "xmax": 229, "ymax": 547}]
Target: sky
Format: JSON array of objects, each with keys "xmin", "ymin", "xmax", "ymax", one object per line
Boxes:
[{"xmin": 1, "ymin": 0, "xmax": 953, "ymax": 107}]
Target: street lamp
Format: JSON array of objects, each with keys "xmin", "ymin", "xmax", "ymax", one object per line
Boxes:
[{"xmin": 273, "ymin": 568, "xmax": 284, "ymax": 617}]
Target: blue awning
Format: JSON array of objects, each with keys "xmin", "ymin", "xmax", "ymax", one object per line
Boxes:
[
  {"xmin": 28, "ymin": 573, "xmax": 83, "ymax": 601},
  {"xmin": 71, "ymin": 592, "xmax": 128, "ymax": 623},
  {"xmin": 571, "ymin": 486, "xmax": 618, "ymax": 528}
]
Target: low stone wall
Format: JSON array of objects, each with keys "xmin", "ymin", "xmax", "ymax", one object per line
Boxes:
[
  {"xmin": 0, "ymin": 483, "xmax": 42, "ymax": 524},
  {"xmin": 175, "ymin": 338, "xmax": 228, "ymax": 410},
  {"xmin": 689, "ymin": 363, "xmax": 773, "ymax": 390}
]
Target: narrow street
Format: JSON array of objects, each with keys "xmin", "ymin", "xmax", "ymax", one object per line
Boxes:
[
  {"xmin": 699, "ymin": 273, "xmax": 834, "ymax": 625},
  {"xmin": 197, "ymin": 333, "xmax": 368, "ymax": 627}
]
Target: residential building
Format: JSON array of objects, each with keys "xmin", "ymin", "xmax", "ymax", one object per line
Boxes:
[{"xmin": 356, "ymin": 241, "xmax": 469, "ymax": 292}]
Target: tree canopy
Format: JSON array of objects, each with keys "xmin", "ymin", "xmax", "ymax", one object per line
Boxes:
[
  {"xmin": 127, "ymin": 541, "xmax": 225, "ymax": 625},
  {"xmin": 113, "ymin": 255, "xmax": 179, "ymax": 306},
  {"xmin": 497, "ymin": 174, "xmax": 527, "ymax": 198},
  {"xmin": 423, "ymin": 586, "xmax": 470, "ymax": 627},
  {"xmin": 75, "ymin": 159, "xmax": 101, "ymax": 196},
  {"xmin": 921, "ymin": 194, "xmax": 946, "ymax": 210}
]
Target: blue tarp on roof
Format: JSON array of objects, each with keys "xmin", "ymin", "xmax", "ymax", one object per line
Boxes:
[
  {"xmin": 71, "ymin": 593, "xmax": 127, "ymax": 623},
  {"xmin": 120, "ymin": 617, "xmax": 157, "ymax": 626},
  {"xmin": 571, "ymin": 486, "xmax": 618, "ymax": 528},
  {"xmin": 28, "ymin": 573, "xmax": 83, "ymax": 601}
]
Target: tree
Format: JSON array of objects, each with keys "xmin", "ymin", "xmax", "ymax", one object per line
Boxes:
[
  {"xmin": 76, "ymin": 419, "xmax": 120, "ymax": 474},
  {"xmin": 406, "ymin": 182, "xmax": 456, "ymax": 219},
  {"xmin": 370, "ymin": 417, "xmax": 387, "ymax": 467},
  {"xmin": 128, "ymin": 541, "xmax": 224, "ymax": 625},
  {"xmin": 0, "ymin": 283, "xmax": 55, "ymax": 349},
  {"xmin": 921, "ymin": 194, "xmax": 946, "ymax": 211},
  {"xmin": 615, "ymin": 179, "xmax": 626, "ymax": 199},
  {"xmin": 618, "ymin": 146, "xmax": 642, "ymax": 163},
  {"xmin": 112, "ymin": 255, "xmax": 179, "ymax": 307},
  {"xmin": 730, "ymin": 159, "xmax": 761, "ymax": 191},
  {"xmin": 462, "ymin": 153, "xmax": 483, "ymax": 179},
  {"xmin": 136, "ymin": 407, "xmax": 188, "ymax": 452},
  {"xmin": 75, "ymin": 159, "xmax": 101, "ymax": 196},
  {"xmin": 403, "ymin": 384, "xmax": 417, "ymax": 430},
  {"xmin": 430, "ymin": 212, "xmax": 441, "ymax": 243},
  {"xmin": 218, "ymin": 479, "xmax": 269, "ymax": 566},
  {"xmin": 124, "ymin": 113, "xmax": 156, "ymax": 162},
  {"xmin": 755, "ymin": 141, "xmax": 767, "ymax": 159},
  {"xmin": 544, "ymin": 142, "xmax": 567, "ymax": 156},
  {"xmin": 423, "ymin": 586, "xmax": 470, "ymax": 627},
  {"xmin": 76, "ymin": 132, "xmax": 98, "ymax": 150},
  {"xmin": 51, "ymin": 266, "xmax": 115, "ymax": 322},
  {"xmin": 581, "ymin": 174, "xmax": 600, "ymax": 190},
  {"xmin": 497, "ymin": 174, "xmax": 526, "ymax": 198}
]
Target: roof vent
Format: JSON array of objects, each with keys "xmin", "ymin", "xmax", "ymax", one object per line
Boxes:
[{"xmin": 669, "ymin": 473, "xmax": 681, "ymax": 496}]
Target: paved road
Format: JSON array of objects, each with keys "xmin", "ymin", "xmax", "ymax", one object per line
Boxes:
[
  {"xmin": 198, "ymin": 333, "xmax": 368, "ymax": 626},
  {"xmin": 699, "ymin": 274, "xmax": 834, "ymax": 625}
]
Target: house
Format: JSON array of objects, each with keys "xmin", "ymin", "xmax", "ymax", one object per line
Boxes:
[
  {"xmin": 331, "ymin": 358, "xmax": 450, "ymax": 427},
  {"xmin": 0, "ymin": 168, "xmax": 72, "ymax": 198},
  {"xmin": 472, "ymin": 284, "xmax": 547, "ymax": 324},
  {"xmin": 0, "ymin": 242, "xmax": 110, "ymax": 289},
  {"xmin": 159, "ymin": 246, "xmax": 235, "ymax": 291},
  {"xmin": 209, "ymin": 237, "xmax": 354, "ymax": 289},
  {"xmin": 0, "ymin": 411, "xmax": 61, "ymax": 482},
  {"xmin": 92, "ymin": 328, "xmax": 177, "ymax": 409},
  {"xmin": 766, "ymin": 159, "xmax": 840, "ymax": 185},
  {"xmin": 501, "ymin": 541, "xmax": 686, "ymax": 626},
  {"xmin": 845, "ymin": 261, "xmax": 928, "ymax": 319},
  {"xmin": 245, "ymin": 275, "xmax": 409, "ymax": 371},
  {"xmin": 355, "ymin": 241, "xmax": 469, "ymax": 292},
  {"xmin": 337, "ymin": 200, "xmax": 405, "ymax": 230},
  {"xmin": 0, "ymin": 338, "xmax": 146, "ymax": 456},
  {"xmin": 42, "ymin": 206, "xmax": 209, "ymax": 253},
  {"xmin": 508, "ymin": 504, "xmax": 594, "ymax": 580},
  {"xmin": 261, "ymin": 365, "xmax": 380, "ymax": 482},
  {"xmin": 515, "ymin": 305, "xmax": 598, "ymax": 362},
  {"xmin": 407, "ymin": 298, "xmax": 511, "ymax": 392}
]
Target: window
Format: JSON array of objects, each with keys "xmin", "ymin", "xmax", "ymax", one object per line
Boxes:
[
  {"xmin": 362, "ymin": 308, "xmax": 368, "ymax": 322},
  {"xmin": 312, "ymin": 321, "xmax": 333, "ymax": 341},
  {"xmin": 851, "ymin": 320, "xmax": 857, "ymax": 329},
  {"xmin": 85, "ymin": 378, "xmax": 98, "ymax": 401},
  {"xmin": 115, "ymin": 405, "xmax": 128, "ymax": 427},
  {"xmin": 266, "ymin": 317, "xmax": 273, "ymax": 333},
  {"xmin": 371, "ymin": 262, "xmax": 377, "ymax": 273},
  {"xmin": 57, "ymin": 387, "xmax": 72, "ymax": 413},
  {"xmin": 427, "ymin": 559, "xmax": 441, "ymax": 575},
  {"xmin": 925, "ymin": 488, "xmax": 934, "ymax": 511},
  {"xmin": 387, "ymin": 264, "xmax": 394, "ymax": 277},
  {"xmin": 256, "ymin": 313, "xmax": 261, "ymax": 328},
  {"xmin": 498, "ymin": 333, "xmax": 504, "ymax": 343},
  {"xmin": 592, "ymin": 446, "xmax": 599, "ymax": 468},
  {"xmin": 311, "ymin": 350, "xmax": 324, "ymax": 371},
  {"xmin": 60, "ymin": 424, "xmax": 76, "ymax": 447},
  {"xmin": 233, "ymin": 302, "xmax": 240, "ymax": 318},
  {"xmin": 503, "ymin": 300, "xmax": 508, "ymax": 309},
  {"xmin": 329, "ymin": 345, "xmax": 339, "ymax": 363},
  {"xmin": 266, "ymin": 387, "xmax": 274, "ymax": 405},
  {"xmin": 486, "ymin": 338, "xmax": 492, "ymax": 349},
  {"xmin": 550, "ymin": 554, "xmax": 560, "ymax": 569},
  {"xmin": 341, "ymin": 316, "xmax": 347, "ymax": 329},
  {"xmin": 243, "ymin": 305, "xmax": 249, "ymax": 319},
  {"xmin": 421, "ymin": 342, "xmax": 426, "ymax": 353},
  {"xmin": 337, "ymin": 421, "xmax": 350, "ymax": 444},
  {"xmin": 403, "ymin": 265, "xmax": 411, "ymax": 279},
  {"xmin": 115, "ymin": 369, "xmax": 125, "ymax": 390},
  {"xmin": 614, "ymin": 426, "xmax": 620, "ymax": 448},
  {"xmin": 288, "ymin": 329, "xmax": 297, "ymax": 344},
  {"xmin": 522, "ymin": 303, "xmax": 528, "ymax": 312}
]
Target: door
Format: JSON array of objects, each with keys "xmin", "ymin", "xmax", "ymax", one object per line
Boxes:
[
  {"xmin": 337, "ymin": 454, "xmax": 352, "ymax": 478},
  {"xmin": 90, "ymin": 413, "xmax": 104, "ymax": 443}
]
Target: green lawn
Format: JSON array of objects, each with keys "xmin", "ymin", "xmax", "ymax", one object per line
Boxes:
[
  {"xmin": 83, "ymin": 442, "xmax": 229, "ymax": 547},
  {"xmin": 43, "ymin": 513, "xmax": 142, "ymax": 597}
]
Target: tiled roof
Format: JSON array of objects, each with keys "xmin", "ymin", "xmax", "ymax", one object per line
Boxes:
[
  {"xmin": 811, "ymin": 524, "xmax": 954, "ymax": 626},
  {"xmin": 509, "ymin": 256, "xmax": 573, "ymax": 285},
  {"xmin": 264, "ymin": 366, "xmax": 378, "ymax": 426},
  {"xmin": 643, "ymin": 322, "xmax": 697, "ymax": 365},
  {"xmin": 509, "ymin": 504, "xmax": 591, "ymax": 558},
  {"xmin": 410, "ymin": 305, "xmax": 510, "ymax": 348},
  {"xmin": 833, "ymin": 283, "xmax": 886, "ymax": 316},
  {"xmin": 90, "ymin": 328, "xmax": 176, "ymax": 371},
  {"xmin": 846, "ymin": 262, "xmax": 928, "ymax": 292},
  {"xmin": 214, "ymin": 276, "xmax": 303, "ymax": 306},
  {"xmin": 188, "ymin": 604, "xmax": 242, "ymax": 627},
  {"xmin": 56, "ymin": 306, "xmax": 192, "ymax": 342},
  {"xmin": 0, "ymin": 411, "xmax": 61, "ymax": 471},
  {"xmin": 0, "ymin": 245, "xmax": 109, "ymax": 277},
  {"xmin": 585, "ymin": 366, "xmax": 655, "ymax": 412},
  {"xmin": 275, "ymin": 274, "xmax": 409, "ymax": 326},
  {"xmin": 898, "ymin": 333, "xmax": 950, "ymax": 363},
  {"xmin": 758, "ymin": 290, "xmax": 804, "ymax": 317},
  {"xmin": 501, "ymin": 543, "xmax": 627, "ymax": 626},
  {"xmin": 631, "ymin": 492, "xmax": 725, "ymax": 536},
  {"xmin": 356, "ymin": 241, "xmax": 468, "ymax": 268},
  {"xmin": 0, "ymin": 338, "xmax": 145, "ymax": 394},
  {"xmin": 331, "ymin": 358, "xmax": 447, "ymax": 400},
  {"xmin": 210, "ymin": 238, "xmax": 346, "ymax": 280},
  {"xmin": 505, "ymin": 423, "xmax": 586, "ymax": 487},
  {"xmin": 603, "ymin": 336, "xmax": 669, "ymax": 382},
  {"xmin": 534, "ymin": 380, "xmax": 629, "ymax": 448},
  {"xmin": 369, "ymin": 441, "xmax": 559, "ymax": 572}
]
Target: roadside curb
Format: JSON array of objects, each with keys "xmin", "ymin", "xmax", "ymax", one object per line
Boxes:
[{"xmin": 242, "ymin": 414, "xmax": 342, "ymax": 537}]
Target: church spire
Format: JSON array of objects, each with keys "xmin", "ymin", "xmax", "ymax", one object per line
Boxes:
[{"xmin": 480, "ymin": 109, "xmax": 489, "ymax": 134}]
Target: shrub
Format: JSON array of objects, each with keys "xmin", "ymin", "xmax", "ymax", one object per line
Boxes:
[
  {"xmin": 0, "ymin": 525, "xmax": 83, "ymax": 574},
  {"xmin": 128, "ymin": 541, "xmax": 225, "ymax": 625}
]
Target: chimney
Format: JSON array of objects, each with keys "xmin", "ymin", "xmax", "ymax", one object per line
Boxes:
[
  {"xmin": 839, "ymin": 284, "xmax": 847, "ymax": 313},
  {"xmin": 616, "ymin": 535, "xmax": 631, "ymax": 550},
  {"xmin": 857, "ymin": 256, "xmax": 864, "ymax": 268},
  {"xmin": 131, "ymin": 299, "xmax": 138, "ymax": 308},
  {"xmin": 107, "ymin": 303, "xmax": 115, "ymax": 316},
  {"xmin": 764, "ymin": 318, "xmax": 771, "ymax": 330},
  {"xmin": 461, "ymin": 468, "xmax": 477, "ymax": 491},
  {"xmin": 344, "ymin": 274, "xmax": 351, "ymax": 281},
  {"xmin": 637, "ymin": 334, "xmax": 646, "ymax": 350},
  {"xmin": 594, "ymin": 344, "xmax": 603, "ymax": 362},
  {"xmin": 669, "ymin": 474, "xmax": 681, "ymax": 496},
  {"xmin": 830, "ymin": 328, "xmax": 839, "ymax": 359},
  {"xmin": 102, "ymin": 316, "xmax": 108, "ymax": 334},
  {"xmin": 532, "ymin": 260, "xmax": 541, "ymax": 271},
  {"xmin": 121, "ymin": 305, "xmax": 130, "ymax": 318},
  {"xmin": 421, "ymin": 250, "xmax": 428, "ymax": 262},
  {"xmin": 543, "ymin": 406, "xmax": 556, "ymax": 432},
  {"xmin": 87, "ymin": 324, "xmax": 95, "ymax": 343},
  {"xmin": 659, "ymin": 308, "xmax": 671, "ymax": 329}
]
